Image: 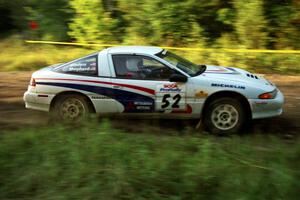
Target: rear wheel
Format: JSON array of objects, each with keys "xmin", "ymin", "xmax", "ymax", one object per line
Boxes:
[
  {"xmin": 204, "ymin": 97, "xmax": 246, "ymax": 135},
  {"xmin": 53, "ymin": 94, "xmax": 90, "ymax": 122}
]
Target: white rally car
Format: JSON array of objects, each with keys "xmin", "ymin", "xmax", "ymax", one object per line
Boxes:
[{"xmin": 24, "ymin": 46, "xmax": 284, "ymax": 134}]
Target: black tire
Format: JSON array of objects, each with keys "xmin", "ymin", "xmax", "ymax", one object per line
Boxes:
[
  {"xmin": 203, "ymin": 97, "xmax": 246, "ymax": 135},
  {"xmin": 52, "ymin": 94, "xmax": 91, "ymax": 122}
]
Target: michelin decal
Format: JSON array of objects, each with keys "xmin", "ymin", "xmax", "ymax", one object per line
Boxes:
[{"xmin": 211, "ymin": 83, "xmax": 246, "ymax": 90}]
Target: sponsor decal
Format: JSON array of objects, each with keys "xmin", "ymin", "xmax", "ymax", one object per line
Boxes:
[
  {"xmin": 134, "ymin": 101, "xmax": 154, "ymax": 110},
  {"xmin": 211, "ymin": 83, "xmax": 246, "ymax": 90},
  {"xmin": 195, "ymin": 90, "xmax": 208, "ymax": 98},
  {"xmin": 160, "ymin": 83, "xmax": 182, "ymax": 92},
  {"xmin": 136, "ymin": 106, "xmax": 152, "ymax": 110},
  {"xmin": 126, "ymin": 102, "xmax": 153, "ymax": 111},
  {"xmin": 134, "ymin": 101, "xmax": 153, "ymax": 106}
]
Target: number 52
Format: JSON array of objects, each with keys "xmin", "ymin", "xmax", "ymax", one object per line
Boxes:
[{"xmin": 161, "ymin": 94, "xmax": 181, "ymax": 109}]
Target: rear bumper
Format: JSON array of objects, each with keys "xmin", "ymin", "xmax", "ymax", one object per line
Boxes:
[
  {"xmin": 23, "ymin": 91, "xmax": 54, "ymax": 112},
  {"xmin": 249, "ymin": 89, "xmax": 284, "ymax": 119}
]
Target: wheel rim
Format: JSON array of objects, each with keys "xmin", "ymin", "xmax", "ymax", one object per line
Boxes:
[
  {"xmin": 59, "ymin": 98, "xmax": 86, "ymax": 121},
  {"xmin": 211, "ymin": 104, "xmax": 239, "ymax": 131}
]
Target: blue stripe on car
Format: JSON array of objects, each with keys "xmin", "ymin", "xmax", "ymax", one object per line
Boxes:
[{"xmin": 36, "ymin": 82, "xmax": 154, "ymax": 113}]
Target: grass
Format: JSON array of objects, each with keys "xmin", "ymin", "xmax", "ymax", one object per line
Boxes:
[
  {"xmin": 0, "ymin": 120, "xmax": 299, "ymax": 199},
  {"xmin": 0, "ymin": 37, "xmax": 93, "ymax": 71},
  {"xmin": 0, "ymin": 36, "xmax": 300, "ymax": 74}
]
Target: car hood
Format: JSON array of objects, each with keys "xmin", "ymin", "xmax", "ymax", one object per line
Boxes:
[{"xmin": 199, "ymin": 65, "xmax": 275, "ymax": 89}]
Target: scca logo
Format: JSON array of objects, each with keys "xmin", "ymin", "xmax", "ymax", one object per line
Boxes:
[
  {"xmin": 160, "ymin": 84, "xmax": 181, "ymax": 92},
  {"xmin": 163, "ymin": 83, "xmax": 178, "ymax": 89}
]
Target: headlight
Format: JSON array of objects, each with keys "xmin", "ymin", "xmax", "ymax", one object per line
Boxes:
[{"xmin": 258, "ymin": 89, "xmax": 277, "ymax": 99}]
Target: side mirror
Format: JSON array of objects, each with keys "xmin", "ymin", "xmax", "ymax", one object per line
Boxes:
[{"xmin": 169, "ymin": 74, "xmax": 187, "ymax": 83}]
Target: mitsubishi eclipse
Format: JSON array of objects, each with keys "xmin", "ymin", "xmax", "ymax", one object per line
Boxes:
[{"xmin": 24, "ymin": 46, "xmax": 284, "ymax": 134}]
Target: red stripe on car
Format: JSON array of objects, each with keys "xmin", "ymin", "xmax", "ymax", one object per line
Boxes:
[{"xmin": 35, "ymin": 78, "xmax": 155, "ymax": 95}]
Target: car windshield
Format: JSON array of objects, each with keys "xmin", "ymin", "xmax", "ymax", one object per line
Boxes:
[{"xmin": 156, "ymin": 50, "xmax": 206, "ymax": 76}]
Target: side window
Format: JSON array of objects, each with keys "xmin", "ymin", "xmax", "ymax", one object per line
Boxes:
[
  {"xmin": 56, "ymin": 55, "xmax": 97, "ymax": 76},
  {"xmin": 112, "ymin": 55, "xmax": 176, "ymax": 80}
]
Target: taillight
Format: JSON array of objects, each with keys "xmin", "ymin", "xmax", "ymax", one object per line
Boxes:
[
  {"xmin": 30, "ymin": 78, "xmax": 36, "ymax": 87},
  {"xmin": 258, "ymin": 89, "xmax": 277, "ymax": 99}
]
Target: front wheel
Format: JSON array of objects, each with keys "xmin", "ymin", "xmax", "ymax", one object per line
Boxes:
[
  {"xmin": 204, "ymin": 97, "xmax": 246, "ymax": 135},
  {"xmin": 52, "ymin": 94, "xmax": 90, "ymax": 122}
]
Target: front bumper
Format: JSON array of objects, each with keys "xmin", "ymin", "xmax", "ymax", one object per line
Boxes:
[
  {"xmin": 23, "ymin": 91, "xmax": 54, "ymax": 112},
  {"xmin": 249, "ymin": 89, "xmax": 284, "ymax": 119}
]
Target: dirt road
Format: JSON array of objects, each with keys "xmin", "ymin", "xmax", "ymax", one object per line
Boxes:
[{"xmin": 0, "ymin": 72, "xmax": 299, "ymax": 135}]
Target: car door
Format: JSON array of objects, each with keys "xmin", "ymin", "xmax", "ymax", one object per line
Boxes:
[{"xmin": 109, "ymin": 54, "xmax": 192, "ymax": 114}]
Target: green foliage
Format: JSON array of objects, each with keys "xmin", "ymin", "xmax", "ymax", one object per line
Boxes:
[
  {"xmin": 1, "ymin": 0, "xmax": 300, "ymax": 51},
  {"xmin": 234, "ymin": 0, "xmax": 268, "ymax": 49},
  {"xmin": 24, "ymin": 0, "xmax": 73, "ymax": 41},
  {"xmin": 0, "ymin": 37, "xmax": 92, "ymax": 71},
  {"xmin": 0, "ymin": 0, "xmax": 28, "ymax": 32},
  {"xmin": 0, "ymin": 121, "xmax": 299, "ymax": 199},
  {"xmin": 264, "ymin": 0, "xmax": 300, "ymax": 49},
  {"xmin": 68, "ymin": 0, "xmax": 104, "ymax": 43},
  {"xmin": 148, "ymin": 0, "xmax": 197, "ymax": 45},
  {"xmin": 68, "ymin": 0, "xmax": 124, "ymax": 43},
  {"xmin": 1, "ymin": 0, "xmax": 300, "ymax": 73}
]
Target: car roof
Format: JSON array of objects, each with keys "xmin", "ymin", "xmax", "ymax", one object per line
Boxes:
[{"xmin": 106, "ymin": 46, "xmax": 163, "ymax": 55}]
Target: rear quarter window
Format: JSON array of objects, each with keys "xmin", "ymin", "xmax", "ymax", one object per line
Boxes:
[{"xmin": 55, "ymin": 55, "xmax": 98, "ymax": 76}]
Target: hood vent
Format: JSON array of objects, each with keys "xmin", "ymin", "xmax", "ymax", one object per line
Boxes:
[{"xmin": 246, "ymin": 73, "xmax": 259, "ymax": 79}]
